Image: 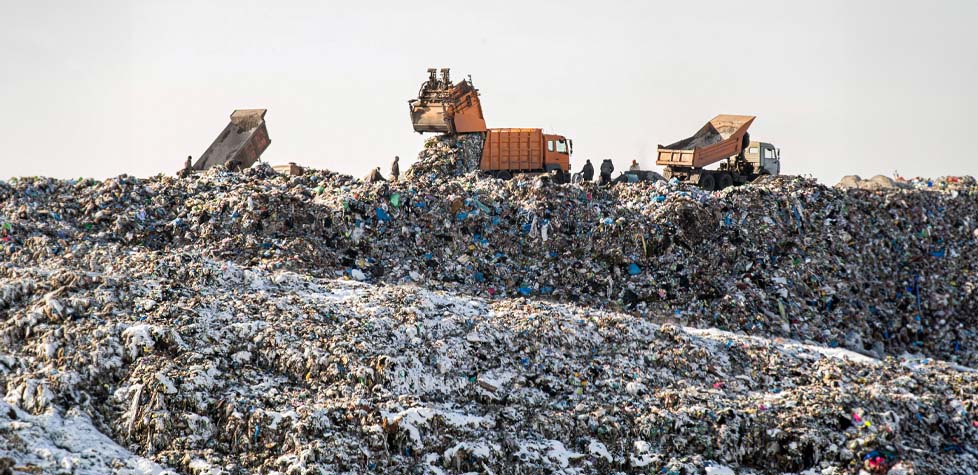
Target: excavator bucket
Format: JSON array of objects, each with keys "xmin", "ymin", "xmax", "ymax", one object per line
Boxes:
[
  {"xmin": 409, "ymin": 68, "xmax": 487, "ymax": 134},
  {"xmin": 194, "ymin": 109, "xmax": 271, "ymax": 171}
]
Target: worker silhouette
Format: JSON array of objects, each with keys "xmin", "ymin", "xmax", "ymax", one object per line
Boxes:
[
  {"xmin": 629, "ymin": 160, "xmax": 640, "ymax": 171},
  {"xmin": 180, "ymin": 155, "xmax": 192, "ymax": 178},
  {"xmin": 599, "ymin": 159, "xmax": 614, "ymax": 185},
  {"xmin": 581, "ymin": 160, "xmax": 594, "ymax": 182},
  {"xmin": 391, "ymin": 156, "xmax": 400, "ymax": 181}
]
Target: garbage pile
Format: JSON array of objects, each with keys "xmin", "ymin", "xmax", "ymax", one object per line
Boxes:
[
  {"xmin": 837, "ymin": 175, "xmax": 908, "ymax": 191},
  {"xmin": 0, "ymin": 154, "xmax": 977, "ymax": 473},
  {"xmin": 838, "ymin": 175, "xmax": 977, "ymax": 194},
  {"xmin": 0, "ymin": 398, "xmax": 174, "ymax": 474},
  {"xmin": 0, "ymin": 263, "xmax": 976, "ymax": 474},
  {"xmin": 0, "ymin": 163, "xmax": 975, "ymax": 370},
  {"xmin": 403, "ymin": 133, "xmax": 484, "ymax": 181}
]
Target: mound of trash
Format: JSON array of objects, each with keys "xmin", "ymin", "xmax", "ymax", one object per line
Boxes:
[
  {"xmin": 404, "ymin": 133, "xmax": 484, "ymax": 181},
  {"xmin": 0, "ymin": 399, "xmax": 174, "ymax": 474},
  {"xmin": 1, "ymin": 163, "xmax": 977, "ymax": 473},
  {"xmin": 836, "ymin": 175, "xmax": 907, "ymax": 191},
  {"xmin": 1, "ymin": 261, "xmax": 976, "ymax": 474},
  {"xmin": 5, "ymin": 167, "xmax": 971, "ymax": 366}
]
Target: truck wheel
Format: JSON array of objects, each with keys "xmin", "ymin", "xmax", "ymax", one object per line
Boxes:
[
  {"xmin": 498, "ymin": 171, "xmax": 512, "ymax": 180},
  {"xmin": 662, "ymin": 167, "xmax": 673, "ymax": 179},
  {"xmin": 698, "ymin": 173, "xmax": 716, "ymax": 191},
  {"xmin": 717, "ymin": 172, "xmax": 733, "ymax": 190}
]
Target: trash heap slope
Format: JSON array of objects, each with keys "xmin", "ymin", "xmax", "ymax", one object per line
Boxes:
[
  {"xmin": 1, "ymin": 261, "xmax": 976, "ymax": 474},
  {"xmin": 1, "ymin": 166, "xmax": 975, "ymax": 365},
  {"xmin": 0, "ymin": 164, "xmax": 977, "ymax": 473}
]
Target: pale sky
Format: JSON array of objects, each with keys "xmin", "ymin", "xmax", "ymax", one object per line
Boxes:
[{"xmin": 3, "ymin": 0, "xmax": 976, "ymax": 184}]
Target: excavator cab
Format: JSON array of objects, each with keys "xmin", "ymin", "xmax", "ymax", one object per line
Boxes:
[{"xmin": 409, "ymin": 68, "xmax": 487, "ymax": 134}]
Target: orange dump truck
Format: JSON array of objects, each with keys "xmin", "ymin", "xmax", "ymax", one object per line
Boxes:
[
  {"xmin": 481, "ymin": 128, "xmax": 572, "ymax": 180},
  {"xmin": 409, "ymin": 68, "xmax": 573, "ymax": 182},
  {"xmin": 657, "ymin": 114, "xmax": 780, "ymax": 190}
]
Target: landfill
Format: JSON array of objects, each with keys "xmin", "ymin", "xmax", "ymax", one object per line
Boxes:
[{"xmin": 1, "ymin": 136, "xmax": 977, "ymax": 474}]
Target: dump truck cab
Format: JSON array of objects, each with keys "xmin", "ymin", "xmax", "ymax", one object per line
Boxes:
[
  {"xmin": 743, "ymin": 141, "xmax": 780, "ymax": 176},
  {"xmin": 544, "ymin": 134, "xmax": 572, "ymax": 173}
]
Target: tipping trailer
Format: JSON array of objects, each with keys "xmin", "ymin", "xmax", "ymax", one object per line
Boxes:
[
  {"xmin": 408, "ymin": 68, "xmax": 573, "ymax": 182},
  {"xmin": 656, "ymin": 114, "xmax": 780, "ymax": 190},
  {"xmin": 194, "ymin": 109, "xmax": 271, "ymax": 171}
]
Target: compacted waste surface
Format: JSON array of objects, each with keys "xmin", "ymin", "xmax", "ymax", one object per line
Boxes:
[{"xmin": 1, "ymin": 137, "xmax": 976, "ymax": 474}]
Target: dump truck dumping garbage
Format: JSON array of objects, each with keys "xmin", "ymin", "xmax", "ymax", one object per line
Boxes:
[
  {"xmin": 194, "ymin": 109, "xmax": 272, "ymax": 172},
  {"xmin": 656, "ymin": 114, "xmax": 780, "ymax": 190}
]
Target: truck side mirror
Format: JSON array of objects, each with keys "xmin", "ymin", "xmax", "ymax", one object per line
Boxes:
[
  {"xmin": 776, "ymin": 148, "xmax": 781, "ymax": 158},
  {"xmin": 569, "ymin": 139, "xmax": 573, "ymax": 155}
]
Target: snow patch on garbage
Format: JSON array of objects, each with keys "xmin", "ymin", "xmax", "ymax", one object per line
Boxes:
[
  {"xmin": 0, "ymin": 400, "xmax": 175, "ymax": 474},
  {"xmin": 688, "ymin": 327, "xmax": 881, "ymax": 365}
]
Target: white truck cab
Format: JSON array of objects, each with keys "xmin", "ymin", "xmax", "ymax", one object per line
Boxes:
[{"xmin": 744, "ymin": 141, "xmax": 780, "ymax": 176}]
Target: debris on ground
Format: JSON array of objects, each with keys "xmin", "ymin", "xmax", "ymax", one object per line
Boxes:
[{"xmin": 1, "ymin": 141, "xmax": 976, "ymax": 473}]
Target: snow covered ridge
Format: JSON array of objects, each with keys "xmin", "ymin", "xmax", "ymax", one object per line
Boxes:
[{"xmin": 1, "ymin": 258, "xmax": 976, "ymax": 474}]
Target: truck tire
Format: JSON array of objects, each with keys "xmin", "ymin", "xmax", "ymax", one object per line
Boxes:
[
  {"xmin": 662, "ymin": 167, "xmax": 673, "ymax": 179},
  {"xmin": 698, "ymin": 173, "xmax": 716, "ymax": 191},
  {"xmin": 717, "ymin": 172, "xmax": 733, "ymax": 190},
  {"xmin": 498, "ymin": 171, "xmax": 512, "ymax": 180}
]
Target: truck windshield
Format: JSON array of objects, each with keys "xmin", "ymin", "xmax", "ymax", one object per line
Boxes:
[{"xmin": 556, "ymin": 139, "xmax": 568, "ymax": 154}]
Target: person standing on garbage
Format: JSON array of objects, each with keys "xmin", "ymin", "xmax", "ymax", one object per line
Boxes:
[
  {"xmin": 181, "ymin": 155, "xmax": 193, "ymax": 178},
  {"xmin": 599, "ymin": 159, "xmax": 614, "ymax": 185},
  {"xmin": 629, "ymin": 159, "xmax": 640, "ymax": 171},
  {"xmin": 581, "ymin": 160, "xmax": 594, "ymax": 182},
  {"xmin": 390, "ymin": 156, "xmax": 400, "ymax": 181}
]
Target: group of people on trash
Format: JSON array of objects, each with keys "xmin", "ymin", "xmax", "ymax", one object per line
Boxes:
[
  {"xmin": 578, "ymin": 158, "xmax": 641, "ymax": 185},
  {"xmin": 183, "ymin": 152, "xmax": 642, "ymax": 186},
  {"xmin": 367, "ymin": 156, "xmax": 641, "ymax": 185}
]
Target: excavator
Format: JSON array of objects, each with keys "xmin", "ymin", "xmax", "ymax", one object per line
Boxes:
[
  {"xmin": 409, "ymin": 68, "xmax": 573, "ymax": 182},
  {"xmin": 409, "ymin": 68, "xmax": 487, "ymax": 135}
]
